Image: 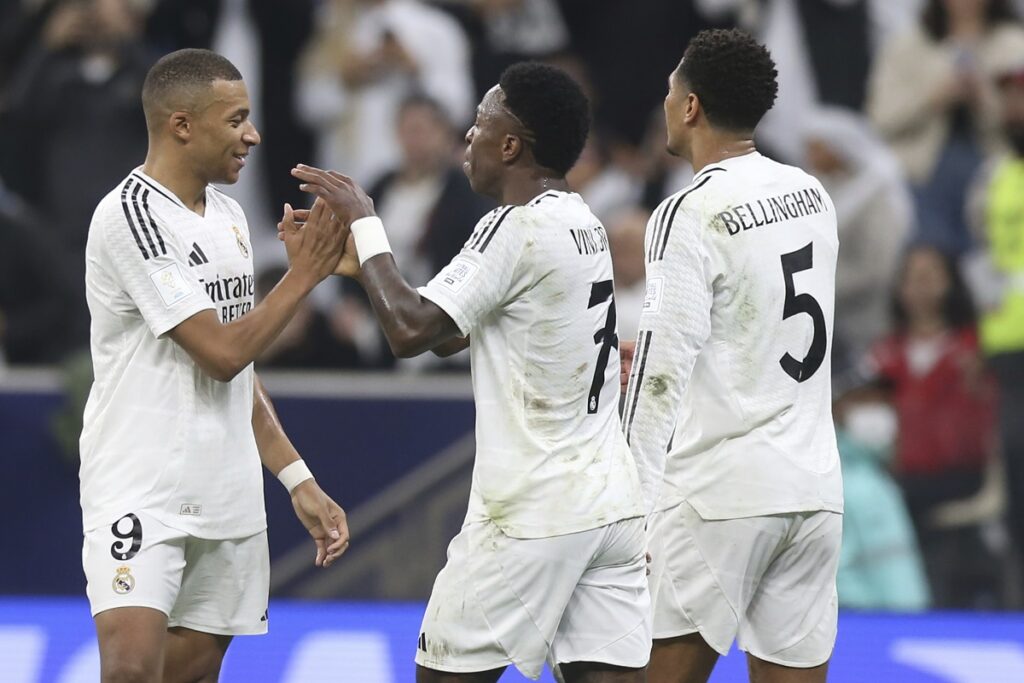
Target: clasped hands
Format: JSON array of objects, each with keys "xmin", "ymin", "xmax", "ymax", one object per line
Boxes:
[{"xmin": 277, "ymin": 164, "xmax": 377, "ymax": 280}]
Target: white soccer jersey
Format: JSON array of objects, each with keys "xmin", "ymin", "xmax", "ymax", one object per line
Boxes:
[
  {"xmin": 420, "ymin": 191, "xmax": 645, "ymax": 539},
  {"xmin": 80, "ymin": 169, "xmax": 266, "ymax": 539},
  {"xmin": 623, "ymin": 152, "xmax": 844, "ymax": 519}
]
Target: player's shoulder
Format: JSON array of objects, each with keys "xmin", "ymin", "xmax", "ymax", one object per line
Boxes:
[
  {"xmin": 652, "ymin": 166, "xmax": 727, "ymax": 234},
  {"xmin": 663, "ymin": 164, "xmax": 729, "ymax": 210},
  {"xmin": 91, "ymin": 172, "xmax": 154, "ymax": 232},
  {"xmin": 463, "ymin": 203, "xmax": 525, "ymax": 253}
]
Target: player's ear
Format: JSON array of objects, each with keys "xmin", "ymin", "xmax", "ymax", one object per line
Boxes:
[
  {"xmin": 169, "ymin": 111, "xmax": 193, "ymax": 143},
  {"xmin": 684, "ymin": 93, "xmax": 701, "ymax": 125},
  {"xmin": 501, "ymin": 134, "xmax": 524, "ymax": 164}
]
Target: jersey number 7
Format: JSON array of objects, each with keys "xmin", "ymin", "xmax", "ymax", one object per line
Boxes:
[
  {"xmin": 779, "ymin": 242, "xmax": 827, "ymax": 383},
  {"xmin": 587, "ymin": 280, "xmax": 619, "ymax": 414}
]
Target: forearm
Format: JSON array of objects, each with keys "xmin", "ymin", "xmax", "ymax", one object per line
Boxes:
[
  {"xmin": 178, "ymin": 269, "xmax": 316, "ymax": 381},
  {"xmin": 357, "ymin": 254, "xmax": 459, "ymax": 357},
  {"xmin": 252, "ymin": 374, "xmax": 302, "ymax": 476}
]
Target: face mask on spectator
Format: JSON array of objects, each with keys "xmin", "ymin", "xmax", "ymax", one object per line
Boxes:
[{"xmin": 844, "ymin": 402, "xmax": 898, "ymax": 452}]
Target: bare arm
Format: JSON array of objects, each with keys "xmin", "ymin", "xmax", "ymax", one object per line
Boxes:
[
  {"xmin": 169, "ymin": 200, "xmax": 345, "ymax": 381},
  {"xmin": 252, "ymin": 374, "xmax": 350, "ymax": 567},
  {"xmin": 291, "ymin": 165, "xmax": 462, "ymax": 358},
  {"xmin": 356, "ymin": 253, "xmax": 462, "ymax": 357}
]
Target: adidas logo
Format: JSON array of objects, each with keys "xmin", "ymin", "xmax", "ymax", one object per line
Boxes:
[{"xmin": 188, "ymin": 242, "xmax": 209, "ymax": 266}]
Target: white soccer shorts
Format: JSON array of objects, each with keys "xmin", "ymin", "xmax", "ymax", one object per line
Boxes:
[
  {"xmin": 647, "ymin": 501, "xmax": 841, "ymax": 668},
  {"xmin": 82, "ymin": 510, "xmax": 270, "ymax": 636},
  {"xmin": 416, "ymin": 517, "xmax": 651, "ymax": 680}
]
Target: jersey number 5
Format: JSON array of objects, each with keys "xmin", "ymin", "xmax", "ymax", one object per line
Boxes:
[
  {"xmin": 588, "ymin": 280, "xmax": 619, "ymax": 414},
  {"xmin": 779, "ymin": 243, "xmax": 827, "ymax": 383}
]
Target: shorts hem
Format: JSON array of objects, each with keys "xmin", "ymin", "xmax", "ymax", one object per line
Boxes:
[
  {"xmin": 167, "ymin": 618, "xmax": 268, "ymax": 637},
  {"xmin": 652, "ymin": 627, "xmax": 730, "ymax": 657},
  {"xmin": 414, "ymin": 655, "xmax": 517, "ymax": 676},
  {"xmin": 91, "ymin": 601, "xmax": 171, "ymax": 619},
  {"xmin": 742, "ymin": 646, "xmax": 833, "ymax": 669},
  {"xmin": 554, "ymin": 619, "xmax": 651, "ymax": 669}
]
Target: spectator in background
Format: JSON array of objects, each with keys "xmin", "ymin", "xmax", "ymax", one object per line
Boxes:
[
  {"xmin": 433, "ymin": 0, "xmax": 570, "ymax": 98},
  {"xmin": 606, "ymin": 208, "xmax": 649, "ymax": 343},
  {"xmin": 965, "ymin": 57, "xmax": 1024, "ymax": 569},
  {"xmin": 833, "ymin": 383, "xmax": 931, "ymax": 612},
  {"xmin": 2, "ymin": 0, "xmax": 154, "ymax": 354},
  {"xmin": 695, "ymin": 0, "xmax": 918, "ymax": 163},
  {"xmin": 803, "ymin": 107, "xmax": 914, "ymax": 358},
  {"xmin": 357, "ymin": 94, "xmax": 489, "ymax": 371},
  {"xmin": 868, "ymin": 245, "xmax": 1001, "ymax": 607},
  {"xmin": 566, "ymin": 131, "xmax": 642, "ymax": 221},
  {"xmin": 369, "ymin": 94, "xmax": 494, "ymax": 286},
  {"xmin": 3, "ymin": 0, "xmax": 153, "ymax": 248},
  {"xmin": 297, "ymin": 0, "xmax": 473, "ymax": 186},
  {"xmin": 867, "ymin": 0, "xmax": 1024, "ymax": 255}
]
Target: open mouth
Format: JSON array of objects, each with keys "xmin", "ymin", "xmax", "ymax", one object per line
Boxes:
[{"xmin": 233, "ymin": 153, "xmax": 248, "ymax": 166}]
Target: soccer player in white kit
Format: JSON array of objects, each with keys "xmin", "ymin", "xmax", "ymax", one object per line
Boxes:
[
  {"xmin": 80, "ymin": 49, "xmax": 350, "ymax": 683},
  {"xmin": 289, "ymin": 63, "xmax": 650, "ymax": 683},
  {"xmin": 621, "ymin": 30, "xmax": 844, "ymax": 683}
]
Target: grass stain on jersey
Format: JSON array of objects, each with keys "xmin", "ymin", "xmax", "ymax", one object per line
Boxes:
[
  {"xmin": 571, "ymin": 362, "xmax": 588, "ymax": 381},
  {"xmin": 647, "ymin": 375, "xmax": 669, "ymax": 396}
]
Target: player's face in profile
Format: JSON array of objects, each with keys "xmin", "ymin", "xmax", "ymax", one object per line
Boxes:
[
  {"xmin": 663, "ymin": 68, "xmax": 690, "ymax": 158},
  {"xmin": 463, "ymin": 86, "xmax": 511, "ymax": 196},
  {"xmin": 191, "ymin": 79, "xmax": 261, "ymax": 184}
]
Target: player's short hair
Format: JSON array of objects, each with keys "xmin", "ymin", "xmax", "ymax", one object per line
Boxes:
[
  {"xmin": 142, "ymin": 49, "xmax": 243, "ymax": 127},
  {"xmin": 677, "ymin": 29, "xmax": 778, "ymax": 132},
  {"xmin": 499, "ymin": 62, "xmax": 590, "ymax": 176}
]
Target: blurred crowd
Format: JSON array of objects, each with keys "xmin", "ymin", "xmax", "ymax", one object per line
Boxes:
[{"xmin": 2, "ymin": 0, "xmax": 1024, "ymax": 610}]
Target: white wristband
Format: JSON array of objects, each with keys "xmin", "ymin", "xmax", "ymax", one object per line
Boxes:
[
  {"xmin": 351, "ymin": 216, "xmax": 393, "ymax": 266},
  {"xmin": 278, "ymin": 460, "xmax": 314, "ymax": 494}
]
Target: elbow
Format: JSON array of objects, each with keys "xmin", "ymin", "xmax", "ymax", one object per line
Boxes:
[
  {"xmin": 385, "ymin": 317, "xmax": 434, "ymax": 359},
  {"xmin": 387, "ymin": 328, "xmax": 424, "ymax": 359},
  {"xmin": 202, "ymin": 353, "xmax": 248, "ymax": 382}
]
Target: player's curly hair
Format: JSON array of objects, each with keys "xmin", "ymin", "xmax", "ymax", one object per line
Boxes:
[
  {"xmin": 142, "ymin": 49, "xmax": 242, "ymax": 125},
  {"xmin": 499, "ymin": 62, "xmax": 590, "ymax": 176},
  {"xmin": 677, "ymin": 29, "xmax": 778, "ymax": 132}
]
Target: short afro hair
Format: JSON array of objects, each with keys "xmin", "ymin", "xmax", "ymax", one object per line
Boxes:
[
  {"xmin": 499, "ymin": 62, "xmax": 590, "ymax": 176},
  {"xmin": 677, "ymin": 29, "xmax": 778, "ymax": 132},
  {"xmin": 142, "ymin": 49, "xmax": 243, "ymax": 126}
]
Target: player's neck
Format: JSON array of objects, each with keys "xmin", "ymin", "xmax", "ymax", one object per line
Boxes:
[
  {"xmin": 690, "ymin": 133, "xmax": 756, "ymax": 174},
  {"xmin": 141, "ymin": 154, "xmax": 208, "ymax": 214},
  {"xmin": 500, "ymin": 173, "xmax": 569, "ymax": 206}
]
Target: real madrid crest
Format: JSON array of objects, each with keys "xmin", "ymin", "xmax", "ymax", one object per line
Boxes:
[
  {"xmin": 232, "ymin": 225, "xmax": 250, "ymax": 259},
  {"xmin": 112, "ymin": 565, "xmax": 135, "ymax": 594}
]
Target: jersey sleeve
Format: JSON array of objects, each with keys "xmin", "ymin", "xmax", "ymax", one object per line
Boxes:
[
  {"xmin": 417, "ymin": 206, "xmax": 526, "ymax": 336},
  {"xmin": 99, "ymin": 193, "xmax": 214, "ymax": 338},
  {"xmin": 621, "ymin": 198, "xmax": 714, "ymax": 515}
]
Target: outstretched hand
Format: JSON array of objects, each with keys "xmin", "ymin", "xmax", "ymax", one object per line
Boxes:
[
  {"xmin": 278, "ymin": 198, "xmax": 347, "ymax": 285},
  {"xmin": 290, "ymin": 479, "xmax": 350, "ymax": 568},
  {"xmin": 291, "ymin": 164, "xmax": 376, "ymax": 227},
  {"xmin": 278, "ymin": 200, "xmax": 361, "ymax": 280}
]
